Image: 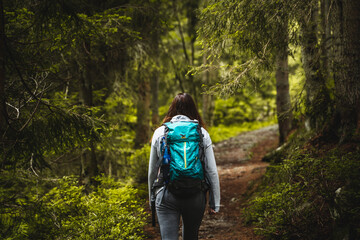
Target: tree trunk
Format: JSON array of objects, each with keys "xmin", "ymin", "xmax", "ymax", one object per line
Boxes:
[
  {"xmin": 202, "ymin": 92, "xmax": 215, "ymax": 128},
  {"xmin": 135, "ymin": 65, "xmax": 151, "ymax": 149},
  {"xmin": 202, "ymin": 53, "xmax": 215, "ymax": 127},
  {"xmin": 150, "ymin": 69, "xmax": 159, "ymax": 127},
  {"xmin": 150, "ymin": 33, "xmax": 160, "ymax": 127},
  {"xmin": 79, "ymin": 72, "xmax": 93, "ymax": 107},
  {"xmin": 331, "ymin": 0, "xmax": 360, "ymax": 141},
  {"xmin": 0, "ymin": 0, "xmax": 6, "ymax": 133},
  {"xmin": 300, "ymin": 3, "xmax": 330, "ymax": 131},
  {"xmin": 79, "ymin": 42, "xmax": 94, "ymax": 107},
  {"xmin": 80, "ymin": 141, "xmax": 98, "ymax": 187},
  {"xmin": 188, "ymin": 1, "xmax": 199, "ymax": 105},
  {"xmin": 275, "ymin": 22, "xmax": 292, "ymax": 144},
  {"xmin": 321, "ymin": 0, "xmax": 331, "ymax": 80},
  {"xmin": 79, "ymin": 40, "xmax": 98, "ymax": 186}
]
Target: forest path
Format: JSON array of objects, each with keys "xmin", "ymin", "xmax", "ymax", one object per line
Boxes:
[{"xmin": 144, "ymin": 125, "xmax": 279, "ymax": 240}]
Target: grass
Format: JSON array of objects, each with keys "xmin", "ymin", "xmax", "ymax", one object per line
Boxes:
[{"xmin": 208, "ymin": 119, "xmax": 277, "ymax": 143}]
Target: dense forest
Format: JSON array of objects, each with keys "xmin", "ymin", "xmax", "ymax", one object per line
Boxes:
[{"xmin": 0, "ymin": 0, "xmax": 359, "ymax": 239}]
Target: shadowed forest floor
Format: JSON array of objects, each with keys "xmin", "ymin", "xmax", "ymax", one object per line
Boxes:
[{"xmin": 144, "ymin": 125, "xmax": 279, "ymax": 240}]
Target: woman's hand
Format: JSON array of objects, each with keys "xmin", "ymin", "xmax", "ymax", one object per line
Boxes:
[{"xmin": 208, "ymin": 208, "xmax": 217, "ymax": 215}]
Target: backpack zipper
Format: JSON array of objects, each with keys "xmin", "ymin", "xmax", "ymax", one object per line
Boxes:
[{"xmin": 184, "ymin": 142, "xmax": 187, "ymax": 168}]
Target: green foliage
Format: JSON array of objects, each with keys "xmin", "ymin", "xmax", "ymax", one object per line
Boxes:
[
  {"xmin": 209, "ymin": 119, "xmax": 276, "ymax": 143},
  {"xmin": 197, "ymin": 0, "xmax": 291, "ymax": 94},
  {"xmin": 101, "ymin": 88, "xmax": 137, "ymax": 147},
  {"xmin": 114, "ymin": 143, "xmax": 151, "ymax": 183},
  {"xmin": 246, "ymin": 182, "xmax": 309, "ymax": 238},
  {"xmin": 212, "ymin": 93, "xmax": 276, "ymax": 125},
  {"xmin": 0, "ymin": 175, "xmax": 147, "ymax": 240},
  {"xmin": 206, "ymin": 74, "xmax": 278, "ymax": 142},
  {"xmin": 127, "ymin": 145, "xmax": 151, "ymax": 183},
  {"xmin": 2, "ymin": 106, "xmax": 105, "ymax": 170},
  {"xmin": 245, "ymin": 141, "xmax": 360, "ymax": 239}
]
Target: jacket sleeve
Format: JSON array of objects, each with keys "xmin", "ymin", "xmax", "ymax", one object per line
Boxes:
[
  {"xmin": 203, "ymin": 130, "xmax": 221, "ymax": 212},
  {"xmin": 148, "ymin": 133, "xmax": 159, "ymax": 203},
  {"xmin": 148, "ymin": 126, "xmax": 164, "ymax": 203}
]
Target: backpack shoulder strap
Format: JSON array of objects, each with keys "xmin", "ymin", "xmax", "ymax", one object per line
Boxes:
[
  {"xmin": 197, "ymin": 125, "xmax": 211, "ymax": 191},
  {"xmin": 153, "ymin": 124, "xmax": 171, "ymax": 186},
  {"xmin": 155, "ymin": 124, "xmax": 170, "ymax": 169},
  {"xmin": 196, "ymin": 124, "xmax": 206, "ymax": 174}
]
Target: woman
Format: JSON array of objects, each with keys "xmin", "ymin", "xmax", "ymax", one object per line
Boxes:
[{"xmin": 148, "ymin": 93, "xmax": 220, "ymax": 240}]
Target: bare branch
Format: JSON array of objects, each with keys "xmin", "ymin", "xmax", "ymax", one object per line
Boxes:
[
  {"xmin": 5, "ymin": 102, "xmax": 19, "ymax": 119},
  {"xmin": 29, "ymin": 153, "xmax": 39, "ymax": 177},
  {"xmin": 18, "ymin": 85, "xmax": 45, "ymax": 132}
]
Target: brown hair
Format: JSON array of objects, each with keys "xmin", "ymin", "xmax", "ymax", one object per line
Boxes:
[{"xmin": 162, "ymin": 93, "xmax": 206, "ymax": 129}]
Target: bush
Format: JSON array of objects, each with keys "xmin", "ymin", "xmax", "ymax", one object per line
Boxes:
[
  {"xmin": 1, "ymin": 175, "xmax": 147, "ymax": 240},
  {"xmin": 248, "ymin": 182, "xmax": 318, "ymax": 239},
  {"xmin": 128, "ymin": 145, "xmax": 151, "ymax": 183},
  {"xmin": 245, "ymin": 145, "xmax": 360, "ymax": 239}
]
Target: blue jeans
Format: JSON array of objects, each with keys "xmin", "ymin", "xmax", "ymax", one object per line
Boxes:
[{"xmin": 156, "ymin": 188, "xmax": 206, "ymax": 240}]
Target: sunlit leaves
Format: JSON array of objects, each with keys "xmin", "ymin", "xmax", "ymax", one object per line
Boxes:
[
  {"xmin": 197, "ymin": 0, "xmax": 306, "ymax": 95},
  {"xmin": 1, "ymin": 175, "xmax": 147, "ymax": 239}
]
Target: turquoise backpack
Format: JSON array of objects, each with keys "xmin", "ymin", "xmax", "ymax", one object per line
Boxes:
[{"xmin": 155, "ymin": 121, "xmax": 208, "ymax": 198}]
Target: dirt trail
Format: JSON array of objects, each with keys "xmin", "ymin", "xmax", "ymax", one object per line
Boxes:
[{"xmin": 145, "ymin": 125, "xmax": 279, "ymax": 240}]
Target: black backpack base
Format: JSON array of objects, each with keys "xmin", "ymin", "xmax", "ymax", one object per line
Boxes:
[{"xmin": 168, "ymin": 178, "xmax": 209, "ymax": 198}]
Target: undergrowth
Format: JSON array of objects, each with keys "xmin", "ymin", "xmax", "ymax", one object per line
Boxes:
[
  {"xmin": 209, "ymin": 119, "xmax": 277, "ymax": 143},
  {"xmin": 245, "ymin": 130, "xmax": 360, "ymax": 239},
  {"xmin": 0, "ymin": 175, "xmax": 147, "ymax": 240}
]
